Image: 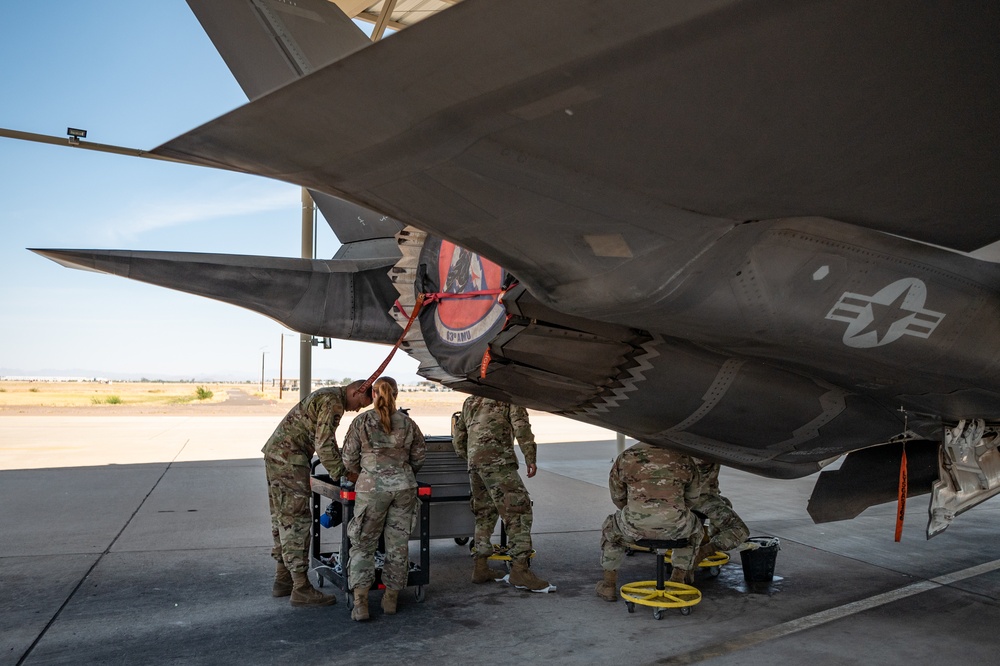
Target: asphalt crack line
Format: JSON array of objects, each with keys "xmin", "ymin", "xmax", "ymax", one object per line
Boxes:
[{"xmin": 17, "ymin": 439, "xmax": 190, "ymax": 665}]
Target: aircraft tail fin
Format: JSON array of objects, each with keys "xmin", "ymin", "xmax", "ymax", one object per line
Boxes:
[
  {"xmin": 187, "ymin": 0, "xmax": 370, "ymax": 100},
  {"xmin": 186, "ymin": 0, "xmax": 402, "ymax": 246}
]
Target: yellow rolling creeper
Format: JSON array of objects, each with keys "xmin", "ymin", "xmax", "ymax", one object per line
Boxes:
[{"xmin": 625, "ymin": 543, "xmax": 730, "ymax": 579}]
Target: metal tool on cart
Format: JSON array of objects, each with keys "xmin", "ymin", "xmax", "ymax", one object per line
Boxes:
[{"xmin": 310, "ymin": 474, "xmax": 431, "ymax": 605}]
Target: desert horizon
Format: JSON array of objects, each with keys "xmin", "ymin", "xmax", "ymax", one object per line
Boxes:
[{"xmin": 0, "ymin": 380, "xmax": 466, "ymax": 417}]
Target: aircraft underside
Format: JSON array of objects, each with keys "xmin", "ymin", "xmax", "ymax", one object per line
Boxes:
[{"xmin": 35, "ymin": 212, "xmax": 1000, "ymax": 537}]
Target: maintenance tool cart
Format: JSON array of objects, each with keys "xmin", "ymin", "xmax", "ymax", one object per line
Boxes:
[
  {"xmin": 310, "ymin": 474, "xmax": 431, "ymax": 605},
  {"xmin": 413, "ymin": 434, "xmax": 475, "ymax": 544}
]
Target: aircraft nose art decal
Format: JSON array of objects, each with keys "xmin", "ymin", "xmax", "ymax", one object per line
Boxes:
[
  {"xmin": 826, "ymin": 278, "xmax": 946, "ymax": 348},
  {"xmin": 435, "ymin": 241, "xmax": 505, "ymax": 345}
]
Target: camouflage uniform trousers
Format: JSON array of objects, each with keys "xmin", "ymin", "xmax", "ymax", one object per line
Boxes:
[
  {"xmin": 600, "ymin": 510, "xmax": 704, "ymax": 572},
  {"xmin": 265, "ymin": 457, "xmax": 313, "ymax": 573},
  {"xmin": 347, "ymin": 488, "xmax": 418, "ymax": 591},
  {"xmin": 469, "ymin": 464, "xmax": 533, "ymax": 561},
  {"xmin": 698, "ymin": 496, "xmax": 749, "ymax": 552}
]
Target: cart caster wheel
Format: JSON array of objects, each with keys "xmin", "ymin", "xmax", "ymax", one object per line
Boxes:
[
  {"xmin": 318, "ymin": 577, "xmax": 324, "ymax": 588},
  {"xmin": 709, "ymin": 566, "xmax": 720, "ymax": 578},
  {"xmin": 414, "ymin": 586, "xmax": 425, "ymax": 603},
  {"xmin": 653, "ymin": 609, "xmax": 662, "ymax": 621},
  {"xmin": 454, "ymin": 537, "xmax": 470, "ymax": 546},
  {"xmin": 626, "ymin": 602, "xmax": 635, "ymax": 614},
  {"xmin": 625, "ymin": 548, "xmax": 634, "ymax": 557},
  {"xmin": 346, "ymin": 593, "xmax": 354, "ymax": 610},
  {"xmin": 680, "ymin": 606, "xmax": 691, "ymax": 616}
]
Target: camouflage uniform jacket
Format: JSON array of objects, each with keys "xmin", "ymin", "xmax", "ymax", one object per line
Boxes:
[
  {"xmin": 691, "ymin": 458, "xmax": 721, "ymax": 496},
  {"xmin": 342, "ymin": 409, "xmax": 426, "ymax": 492},
  {"xmin": 690, "ymin": 457, "xmax": 735, "ymax": 509},
  {"xmin": 260, "ymin": 387, "xmax": 348, "ymax": 478},
  {"xmin": 609, "ymin": 441, "xmax": 699, "ymax": 526},
  {"xmin": 452, "ymin": 396, "xmax": 536, "ymax": 470}
]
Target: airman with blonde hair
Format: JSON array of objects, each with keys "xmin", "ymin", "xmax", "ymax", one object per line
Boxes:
[{"xmin": 342, "ymin": 376, "xmax": 426, "ymax": 620}]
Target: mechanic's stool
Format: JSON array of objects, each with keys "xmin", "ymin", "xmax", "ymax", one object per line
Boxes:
[{"xmin": 620, "ymin": 539, "xmax": 701, "ymax": 619}]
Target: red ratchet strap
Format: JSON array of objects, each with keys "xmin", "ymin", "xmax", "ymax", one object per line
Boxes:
[
  {"xmin": 894, "ymin": 443, "xmax": 908, "ymax": 542},
  {"xmin": 479, "ymin": 283, "xmax": 519, "ymax": 377},
  {"xmin": 362, "ymin": 289, "xmax": 505, "ymax": 390},
  {"xmin": 361, "ymin": 293, "xmax": 427, "ymax": 392},
  {"xmin": 480, "ymin": 313, "xmax": 515, "ymax": 378},
  {"xmin": 394, "ymin": 289, "xmax": 503, "ymax": 317}
]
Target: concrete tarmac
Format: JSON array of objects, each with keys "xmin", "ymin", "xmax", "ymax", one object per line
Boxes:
[{"xmin": 2, "ymin": 414, "xmax": 998, "ymax": 665}]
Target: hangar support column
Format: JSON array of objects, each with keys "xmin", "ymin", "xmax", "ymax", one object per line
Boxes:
[{"xmin": 300, "ymin": 188, "xmax": 314, "ymax": 401}]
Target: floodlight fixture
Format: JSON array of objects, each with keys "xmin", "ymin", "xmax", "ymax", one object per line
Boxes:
[
  {"xmin": 67, "ymin": 127, "xmax": 87, "ymax": 145},
  {"xmin": 310, "ymin": 337, "xmax": 332, "ymax": 349}
]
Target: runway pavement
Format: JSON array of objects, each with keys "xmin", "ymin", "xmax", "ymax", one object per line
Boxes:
[{"xmin": 1, "ymin": 413, "xmax": 998, "ymax": 665}]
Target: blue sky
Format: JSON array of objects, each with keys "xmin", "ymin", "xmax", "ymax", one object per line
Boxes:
[{"xmin": 0, "ymin": 1, "xmax": 421, "ymax": 382}]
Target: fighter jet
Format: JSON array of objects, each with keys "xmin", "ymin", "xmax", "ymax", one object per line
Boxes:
[{"xmin": 27, "ymin": 0, "xmax": 1000, "ymax": 537}]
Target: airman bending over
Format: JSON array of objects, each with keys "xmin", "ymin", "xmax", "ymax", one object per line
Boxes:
[{"xmin": 262, "ymin": 381, "xmax": 372, "ymax": 607}]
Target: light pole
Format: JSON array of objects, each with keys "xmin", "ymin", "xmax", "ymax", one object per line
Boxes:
[
  {"xmin": 300, "ymin": 188, "xmax": 314, "ymax": 401},
  {"xmin": 260, "ymin": 351, "xmax": 268, "ymax": 393}
]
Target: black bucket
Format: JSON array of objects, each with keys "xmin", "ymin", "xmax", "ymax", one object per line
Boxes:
[{"xmin": 739, "ymin": 536, "xmax": 780, "ymax": 583}]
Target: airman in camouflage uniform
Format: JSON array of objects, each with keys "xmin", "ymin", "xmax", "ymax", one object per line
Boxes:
[
  {"xmin": 343, "ymin": 377, "xmax": 426, "ymax": 620},
  {"xmin": 262, "ymin": 381, "xmax": 371, "ymax": 607},
  {"xmin": 675, "ymin": 458, "xmax": 748, "ymax": 565},
  {"xmin": 596, "ymin": 441, "xmax": 704, "ymax": 602},
  {"xmin": 453, "ymin": 395, "xmax": 552, "ymax": 591}
]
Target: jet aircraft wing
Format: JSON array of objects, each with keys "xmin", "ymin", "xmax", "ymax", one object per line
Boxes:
[
  {"xmin": 155, "ymin": 0, "xmax": 999, "ymax": 258},
  {"xmin": 30, "ymin": 249, "xmax": 402, "ymax": 344}
]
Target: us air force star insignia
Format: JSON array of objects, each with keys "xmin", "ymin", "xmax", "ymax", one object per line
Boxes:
[{"xmin": 826, "ymin": 278, "xmax": 946, "ymax": 348}]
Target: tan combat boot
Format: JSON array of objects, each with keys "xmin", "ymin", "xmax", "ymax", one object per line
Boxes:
[
  {"xmin": 381, "ymin": 588, "xmax": 399, "ymax": 615},
  {"xmin": 351, "ymin": 586, "xmax": 371, "ymax": 621},
  {"xmin": 695, "ymin": 543, "xmax": 716, "ymax": 566},
  {"xmin": 289, "ymin": 571, "xmax": 336, "ymax": 607},
  {"xmin": 595, "ymin": 569, "xmax": 618, "ymax": 602},
  {"xmin": 669, "ymin": 567, "xmax": 694, "ymax": 585},
  {"xmin": 509, "ymin": 559, "xmax": 550, "ymax": 591},
  {"xmin": 471, "ymin": 556, "xmax": 504, "ymax": 584},
  {"xmin": 272, "ymin": 560, "xmax": 293, "ymax": 597}
]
